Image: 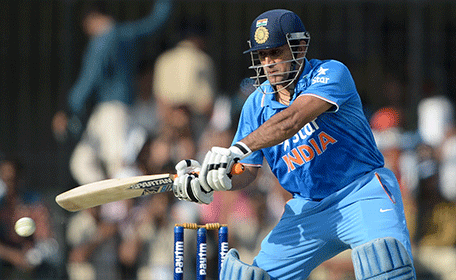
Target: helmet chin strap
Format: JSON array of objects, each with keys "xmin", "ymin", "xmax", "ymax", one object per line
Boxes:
[
  {"xmin": 288, "ymin": 61, "xmax": 298, "ymax": 98},
  {"xmin": 273, "ymin": 61, "xmax": 298, "ymax": 100}
]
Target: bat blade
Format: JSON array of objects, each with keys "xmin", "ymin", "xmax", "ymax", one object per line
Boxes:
[
  {"xmin": 55, "ymin": 174, "xmax": 175, "ymax": 212},
  {"xmin": 55, "ymin": 163, "xmax": 245, "ymax": 212}
]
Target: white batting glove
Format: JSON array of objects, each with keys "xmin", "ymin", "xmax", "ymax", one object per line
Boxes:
[
  {"xmin": 173, "ymin": 160, "xmax": 213, "ymax": 205},
  {"xmin": 200, "ymin": 142, "xmax": 252, "ymax": 191}
]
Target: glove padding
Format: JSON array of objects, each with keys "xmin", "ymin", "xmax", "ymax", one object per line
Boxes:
[
  {"xmin": 200, "ymin": 142, "xmax": 252, "ymax": 191},
  {"xmin": 173, "ymin": 159, "xmax": 213, "ymax": 204}
]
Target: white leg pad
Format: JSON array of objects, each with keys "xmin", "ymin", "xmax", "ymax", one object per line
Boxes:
[
  {"xmin": 352, "ymin": 237, "xmax": 416, "ymax": 280},
  {"xmin": 220, "ymin": 249, "xmax": 271, "ymax": 280}
]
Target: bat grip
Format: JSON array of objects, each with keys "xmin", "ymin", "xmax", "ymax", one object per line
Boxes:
[
  {"xmin": 173, "ymin": 162, "xmax": 245, "ymax": 179},
  {"xmin": 230, "ymin": 162, "xmax": 245, "ymax": 175}
]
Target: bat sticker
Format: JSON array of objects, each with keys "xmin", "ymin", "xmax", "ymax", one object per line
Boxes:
[{"xmin": 130, "ymin": 177, "xmax": 174, "ymax": 195}]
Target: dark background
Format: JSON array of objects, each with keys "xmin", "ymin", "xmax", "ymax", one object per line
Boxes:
[{"xmin": 1, "ymin": 0, "xmax": 456, "ymax": 203}]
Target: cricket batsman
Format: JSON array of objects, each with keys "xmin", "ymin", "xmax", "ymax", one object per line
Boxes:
[{"xmin": 173, "ymin": 9, "xmax": 416, "ymax": 280}]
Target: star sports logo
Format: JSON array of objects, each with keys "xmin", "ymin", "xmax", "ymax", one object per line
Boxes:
[
  {"xmin": 316, "ymin": 66, "xmax": 328, "ymax": 76},
  {"xmin": 312, "ymin": 66, "xmax": 330, "ymax": 84}
]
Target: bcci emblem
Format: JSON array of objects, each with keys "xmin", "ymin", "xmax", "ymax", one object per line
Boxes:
[{"xmin": 254, "ymin": 26, "xmax": 269, "ymax": 44}]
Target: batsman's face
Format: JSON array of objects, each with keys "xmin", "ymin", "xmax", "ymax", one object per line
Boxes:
[{"xmin": 258, "ymin": 44, "xmax": 294, "ymax": 86}]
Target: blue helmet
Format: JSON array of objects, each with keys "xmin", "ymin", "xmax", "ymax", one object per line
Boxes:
[
  {"xmin": 244, "ymin": 9, "xmax": 307, "ymax": 54},
  {"xmin": 245, "ymin": 9, "xmax": 310, "ymax": 94}
]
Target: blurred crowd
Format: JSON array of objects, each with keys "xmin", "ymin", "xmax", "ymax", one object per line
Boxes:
[
  {"xmin": 366, "ymin": 78, "xmax": 456, "ymax": 280},
  {"xmin": 1, "ymin": 2, "xmax": 456, "ymax": 280}
]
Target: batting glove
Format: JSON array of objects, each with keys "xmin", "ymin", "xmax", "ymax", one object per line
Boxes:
[
  {"xmin": 200, "ymin": 142, "xmax": 252, "ymax": 191},
  {"xmin": 173, "ymin": 160, "xmax": 213, "ymax": 205}
]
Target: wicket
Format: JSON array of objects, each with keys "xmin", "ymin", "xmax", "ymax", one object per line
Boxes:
[{"xmin": 174, "ymin": 223, "xmax": 229, "ymax": 280}]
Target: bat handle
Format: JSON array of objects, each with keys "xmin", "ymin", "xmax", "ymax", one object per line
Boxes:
[
  {"xmin": 230, "ymin": 162, "xmax": 245, "ymax": 175},
  {"xmin": 173, "ymin": 162, "xmax": 245, "ymax": 179}
]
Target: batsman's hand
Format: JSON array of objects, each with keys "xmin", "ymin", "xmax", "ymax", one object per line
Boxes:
[
  {"xmin": 173, "ymin": 160, "xmax": 213, "ymax": 204},
  {"xmin": 200, "ymin": 142, "xmax": 252, "ymax": 191}
]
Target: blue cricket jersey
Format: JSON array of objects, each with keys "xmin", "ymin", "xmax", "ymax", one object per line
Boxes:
[{"xmin": 233, "ymin": 58, "xmax": 384, "ymax": 199}]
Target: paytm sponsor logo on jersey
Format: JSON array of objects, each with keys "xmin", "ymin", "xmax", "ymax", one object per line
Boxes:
[{"xmin": 312, "ymin": 66, "xmax": 330, "ymax": 85}]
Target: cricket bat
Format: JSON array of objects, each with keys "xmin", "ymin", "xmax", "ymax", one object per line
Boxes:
[{"xmin": 55, "ymin": 163, "xmax": 245, "ymax": 212}]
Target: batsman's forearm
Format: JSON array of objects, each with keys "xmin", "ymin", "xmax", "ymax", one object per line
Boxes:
[
  {"xmin": 241, "ymin": 108, "xmax": 304, "ymax": 152},
  {"xmin": 240, "ymin": 95, "xmax": 332, "ymax": 152}
]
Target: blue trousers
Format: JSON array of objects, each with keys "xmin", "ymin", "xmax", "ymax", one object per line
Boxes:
[{"xmin": 253, "ymin": 167, "xmax": 413, "ymax": 279}]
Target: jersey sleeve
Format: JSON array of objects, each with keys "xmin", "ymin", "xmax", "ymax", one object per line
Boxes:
[{"xmin": 300, "ymin": 60, "xmax": 357, "ymax": 112}]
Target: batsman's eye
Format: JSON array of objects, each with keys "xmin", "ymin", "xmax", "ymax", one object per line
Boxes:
[{"xmin": 259, "ymin": 48, "xmax": 283, "ymax": 60}]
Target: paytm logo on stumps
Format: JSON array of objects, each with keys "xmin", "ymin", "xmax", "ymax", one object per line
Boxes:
[{"xmin": 174, "ymin": 241, "xmax": 184, "ymax": 273}]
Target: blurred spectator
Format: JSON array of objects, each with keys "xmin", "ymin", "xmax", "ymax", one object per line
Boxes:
[
  {"xmin": 370, "ymin": 106, "xmax": 403, "ymax": 132},
  {"xmin": 134, "ymin": 60, "xmax": 199, "ymax": 172},
  {"xmin": 417, "ymin": 80, "xmax": 454, "ymax": 148},
  {"xmin": 65, "ymin": 125, "xmax": 193, "ymax": 280},
  {"xmin": 121, "ymin": 135, "xmax": 199, "ymax": 279},
  {"xmin": 230, "ymin": 78, "xmax": 257, "ymax": 128},
  {"xmin": 52, "ymin": 0, "xmax": 172, "ymax": 185},
  {"xmin": 196, "ymin": 78, "xmax": 255, "ymax": 164},
  {"xmin": 60, "ymin": 4, "xmax": 174, "ymax": 274},
  {"xmin": 415, "ymin": 144, "xmax": 447, "ymax": 244},
  {"xmin": 129, "ymin": 60, "xmax": 160, "ymax": 137},
  {"xmin": 153, "ymin": 16, "xmax": 216, "ymax": 143},
  {"xmin": 412, "ymin": 142, "xmax": 456, "ymax": 280},
  {"xmin": 117, "ymin": 126, "xmax": 151, "ymax": 179},
  {"xmin": 0, "ymin": 158, "xmax": 59, "ymax": 279},
  {"xmin": 379, "ymin": 73, "xmax": 407, "ymax": 112},
  {"xmin": 117, "ymin": 198, "xmax": 145, "ymax": 280},
  {"xmin": 119, "ymin": 129, "xmax": 176, "ymax": 279},
  {"xmin": 65, "ymin": 130, "xmax": 149, "ymax": 280},
  {"xmin": 129, "ymin": 107, "xmax": 197, "ymax": 177},
  {"xmin": 132, "ymin": 192, "xmax": 178, "ymax": 280},
  {"xmin": 416, "ymin": 200, "xmax": 456, "ymax": 280},
  {"xmin": 66, "ymin": 205, "xmax": 121, "ymax": 280},
  {"xmin": 439, "ymin": 128, "xmax": 456, "ymax": 202},
  {"xmin": 136, "ymin": 133, "xmax": 200, "ymax": 278},
  {"xmin": 416, "ymin": 144, "xmax": 443, "ymax": 233}
]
